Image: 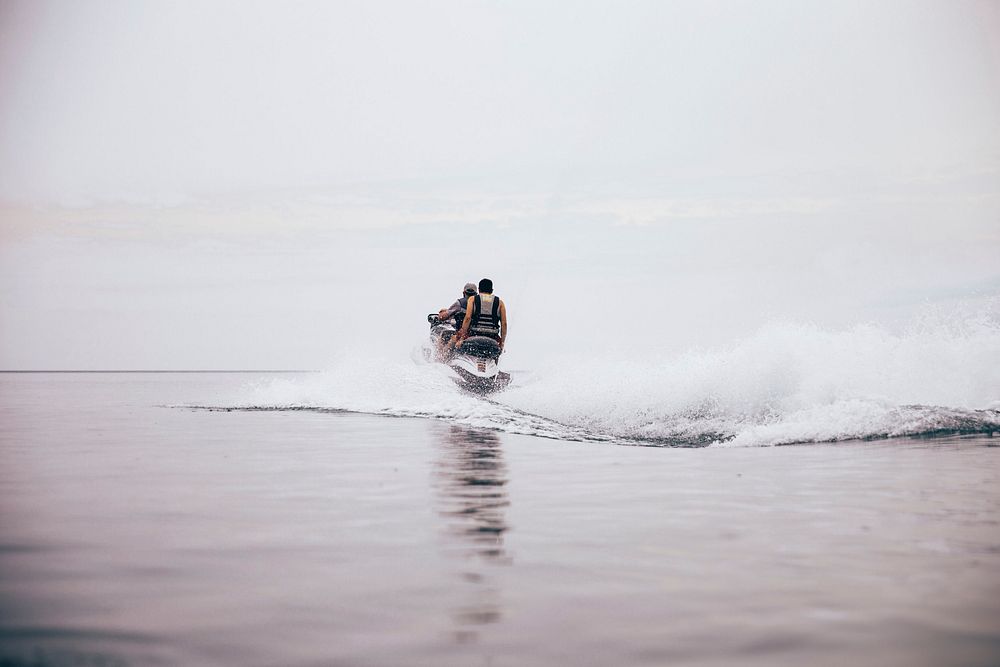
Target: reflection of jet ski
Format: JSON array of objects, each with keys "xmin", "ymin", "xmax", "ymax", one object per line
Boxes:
[{"xmin": 426, "ymin": 314, "xmax": 511, "ymax": 394}]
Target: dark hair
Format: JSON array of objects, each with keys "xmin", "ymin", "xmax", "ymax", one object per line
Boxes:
[{"xmin": 478, "ymin": 278, "xmax": 493, "ymax": 293}]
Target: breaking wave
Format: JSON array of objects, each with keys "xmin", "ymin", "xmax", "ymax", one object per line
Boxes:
[{"xmin": 211, "ymin": 309, "xmax": 1000, "ymax": 447}]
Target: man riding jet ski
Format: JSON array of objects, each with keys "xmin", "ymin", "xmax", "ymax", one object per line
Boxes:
[
  {"xmin": 427, "ymin": 278, "xmax": 510, "ymax": 394},
  {"xmin": 453, "ymin": 278, "xmax": 507, "ymax": 352}
]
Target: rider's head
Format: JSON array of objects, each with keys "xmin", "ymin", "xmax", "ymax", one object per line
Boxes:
[
  {"xmin": 478, "ymin": 278, "xmax": 493, "ymax": 294},
  {"xmin": 463, "ymin": 283, "xmax": 477, "ymax": 297}
]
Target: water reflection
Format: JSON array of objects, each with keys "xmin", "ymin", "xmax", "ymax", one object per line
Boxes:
[{"xmin": 431, "ymin": 425, "xmax": 511, "ymax": 642}]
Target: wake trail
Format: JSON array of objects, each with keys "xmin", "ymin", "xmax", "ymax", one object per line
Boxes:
[{"xmin": 183, "ymin": 306, "xmax": 1000, "ymax": 447}]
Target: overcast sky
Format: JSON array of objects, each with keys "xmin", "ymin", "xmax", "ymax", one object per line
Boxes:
[{"xmin": 0, "ymin": 0, "xmax": 998, "ymax": 369}]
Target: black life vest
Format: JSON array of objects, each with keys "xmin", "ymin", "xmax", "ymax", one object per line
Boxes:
[{"xmin": 469, "ymin": 294, "xmax": 501, "ymax": 338}]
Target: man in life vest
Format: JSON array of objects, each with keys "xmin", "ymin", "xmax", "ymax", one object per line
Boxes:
[{"xmin": 454, "ymin": 277, "xmax": 508, "ymax": 353}]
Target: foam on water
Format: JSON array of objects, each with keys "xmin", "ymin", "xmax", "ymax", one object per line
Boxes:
[
  {"xmin": 219, "ymin": 307, "xmax": 1000, "ymax": 447},
  {"xmin": 228, "ymin": 353, "xmax": 613, "ymax": 443}
]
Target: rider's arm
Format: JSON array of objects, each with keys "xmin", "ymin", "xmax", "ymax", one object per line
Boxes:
[
  {"xmin": 439, "ymin": 300, "xmax": 461, "ymax": 320},
  {"xmin": 499, "ymin": 299, "xmax": 507, "ymax": 350}
]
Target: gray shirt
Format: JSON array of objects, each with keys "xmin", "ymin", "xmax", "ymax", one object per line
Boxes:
[{"xmin": 444, "ymin": 297, "xmax": 469, "ymax": 318}]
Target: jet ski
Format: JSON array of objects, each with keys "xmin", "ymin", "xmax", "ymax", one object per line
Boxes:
[{"xmin": 426, "ymin": 313, "xmax": 511, "ymax": 394}]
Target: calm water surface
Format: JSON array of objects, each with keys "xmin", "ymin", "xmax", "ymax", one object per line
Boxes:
[{"xmin": 1, "ymin": 373, "xmax": 998, "ymax": 666}]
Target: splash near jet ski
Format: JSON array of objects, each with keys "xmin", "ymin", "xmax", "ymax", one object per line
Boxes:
[{"xmin": 425, "ymin": 313, "xmax": 511, "ymax": 394}]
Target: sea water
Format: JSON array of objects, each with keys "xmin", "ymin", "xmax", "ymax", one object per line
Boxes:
[{"xmin": 1, "ymin": 371, "xmax": 998, "ymax": 666}]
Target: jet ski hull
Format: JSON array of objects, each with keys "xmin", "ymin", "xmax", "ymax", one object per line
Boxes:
[
  {"xmin": 450, "ymin": 362, "xmax": 511, "ymax": 395},
  {"xmin": 426, "ymin": 315, "xmax": 510, "ymax": 394}
]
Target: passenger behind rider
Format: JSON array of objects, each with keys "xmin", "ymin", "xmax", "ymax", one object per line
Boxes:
[{"xmin": 453, "ymin": 277, "xmax": 508, "ymax": 353}]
